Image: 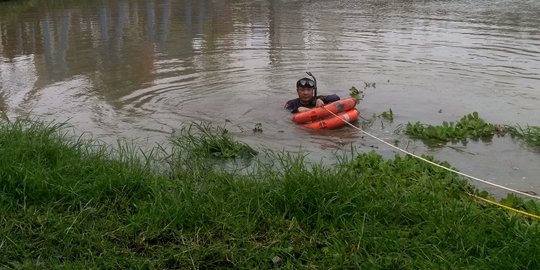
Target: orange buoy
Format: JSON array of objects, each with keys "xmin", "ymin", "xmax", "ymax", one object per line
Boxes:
[
  {"xmin": 291, "ymin": 98, "xmax": 357, "ymax": 124},
  {"xmin": 304, "ymin": 109, "xmax": 360, "ymax": 130}
]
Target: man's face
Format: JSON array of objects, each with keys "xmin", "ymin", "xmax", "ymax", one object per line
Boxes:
[{"xmin": 297, "ymin": 87, "xmax": 314, "ymax": 104}]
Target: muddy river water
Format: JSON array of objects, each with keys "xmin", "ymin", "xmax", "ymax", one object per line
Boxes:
[{"xmin": 1, "ymin": 0, "xmax": 539, "ymax": 196}]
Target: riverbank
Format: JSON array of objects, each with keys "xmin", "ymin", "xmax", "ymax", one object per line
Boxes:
[{"xmin": 1, "ymin": 119, "xmax": 539, "ymax": 269}]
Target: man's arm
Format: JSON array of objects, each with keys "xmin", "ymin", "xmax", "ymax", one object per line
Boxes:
[
  {"xmin": 285, "ymin": 99, "xmax": 301, "ymax": 113},
  {"xmin": 320, "ymin": 94, "xmax": 340, "ymax": 104}
]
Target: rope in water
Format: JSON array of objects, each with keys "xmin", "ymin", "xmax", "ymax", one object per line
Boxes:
[{"xmin": 322, "ymin": 106, "xmax": 540, "ymax": 201}]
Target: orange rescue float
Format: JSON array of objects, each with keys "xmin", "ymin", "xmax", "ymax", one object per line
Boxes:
[{"xmin": 291, "ymin": 98, "xmax": 360, "ymax": 130}]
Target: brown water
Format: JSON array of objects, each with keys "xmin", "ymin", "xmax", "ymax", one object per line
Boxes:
[{"xmin": 1, "ymin": 0, "xmax": 539, "ymax": 195}]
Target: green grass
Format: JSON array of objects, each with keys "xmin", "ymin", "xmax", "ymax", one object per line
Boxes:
[{"xmin": 1, "ymin": 118, "xmax": 539, "ymax": 268}]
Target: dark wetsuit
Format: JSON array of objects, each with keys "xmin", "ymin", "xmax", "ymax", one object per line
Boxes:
[{"xmin": 284, "ymin": 94, "xmax": 340, "ymax": 113}]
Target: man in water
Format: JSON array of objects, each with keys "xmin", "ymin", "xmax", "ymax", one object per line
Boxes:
[{"xmin": 284, "ymin": 77, "xmax": 340, "ymax": 113}]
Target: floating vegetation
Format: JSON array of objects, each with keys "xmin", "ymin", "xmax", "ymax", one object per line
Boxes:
[
  {"xmin": 405, "ymin": 112, "xmax": 498, "ymax": 142},
  {"xmin": 404, "ymin": 112, "xmax": 540, "ymax": 150},
  {"xmin": 349, "ymin": 86, "xmax": 364, "ymax": 102},
  {"xmin": 381, "ymin": 108, "xmax": 394, "ymax": 121},
  {"xmin": 252, "ymin": 123, "xmax": 263, "ymax": 133}
]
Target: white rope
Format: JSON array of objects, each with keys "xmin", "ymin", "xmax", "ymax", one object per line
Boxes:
[{"xmin": 324, "ymin": 107, "xmax": 540, "ymax": 200}]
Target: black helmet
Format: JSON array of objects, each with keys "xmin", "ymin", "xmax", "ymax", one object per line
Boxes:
[{"xmin": 296, "ymin": 77, "xmax": 316, "ymax": 89}]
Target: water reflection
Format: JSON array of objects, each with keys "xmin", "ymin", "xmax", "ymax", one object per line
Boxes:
[{"xmin": 0, "ymin": 0, "xmax": 539, "ymax": 122}]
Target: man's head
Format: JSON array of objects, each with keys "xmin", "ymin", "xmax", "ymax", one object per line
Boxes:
[{"xmin": 296, "ymin": 77, "xmax": 316, "ymax": 104}]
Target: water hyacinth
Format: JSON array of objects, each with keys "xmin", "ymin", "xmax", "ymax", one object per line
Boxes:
[
  {"xmin": 405, "ymin": 112, "xmax": 497, "ymax": 142},
  {"xmin": 404, "ymin": 112, "xmax": 540, "ymax": 151}
]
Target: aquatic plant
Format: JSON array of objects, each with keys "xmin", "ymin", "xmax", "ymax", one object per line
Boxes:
[
  {"xmin": 349, "ymin": 86, "xmax": 364, "ymax": 102},
  {"xmin": 381, "ymin": 108, "xmax": 393, "ymax": 121},
  {"xmin": 252, "ymin": 123, "xmax": 263, "ymax": 133},
  {"xmin": 405, "ymin": 112, "xmax": 497, "ymax": 142},
  {"xmin": 404, "ymin": 113, "xmax": 540, "ymax": 151}
]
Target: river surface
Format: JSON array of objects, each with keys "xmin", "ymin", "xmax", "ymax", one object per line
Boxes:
[{"xmin": 1, "ymin": 0, "xmax": 539, "ymax": 196}]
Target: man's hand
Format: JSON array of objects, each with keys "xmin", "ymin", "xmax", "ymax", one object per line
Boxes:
[
  {"xmin": 297, "ymin": 99, "xmax": 324, "ymax": 112},
  {"xmin": 315, "ymin": 98, "xmax": 324, "ymax": 107}
]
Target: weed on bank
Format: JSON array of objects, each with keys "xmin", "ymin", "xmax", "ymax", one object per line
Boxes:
[{"xmin": 1, "ymin": 119, "xmax": 539, "ymax": 269}]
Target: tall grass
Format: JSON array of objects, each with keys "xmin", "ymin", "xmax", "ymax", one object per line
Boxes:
[
  {"xmin": 1, "ymin": 119, "xmax": 539, "ymax": 268},
  {"xmin": 171, "ymin": 122, "xmax": 257, "ymax": 159}
]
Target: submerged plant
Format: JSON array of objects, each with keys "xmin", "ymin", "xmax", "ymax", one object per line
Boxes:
[
  {"xmin": 505, "ymin": 125, "xmax": 540, "ymax": 148},
  {"xmin": 363, "ymin": 81, "xmax": 376, "ymax": 89}
]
